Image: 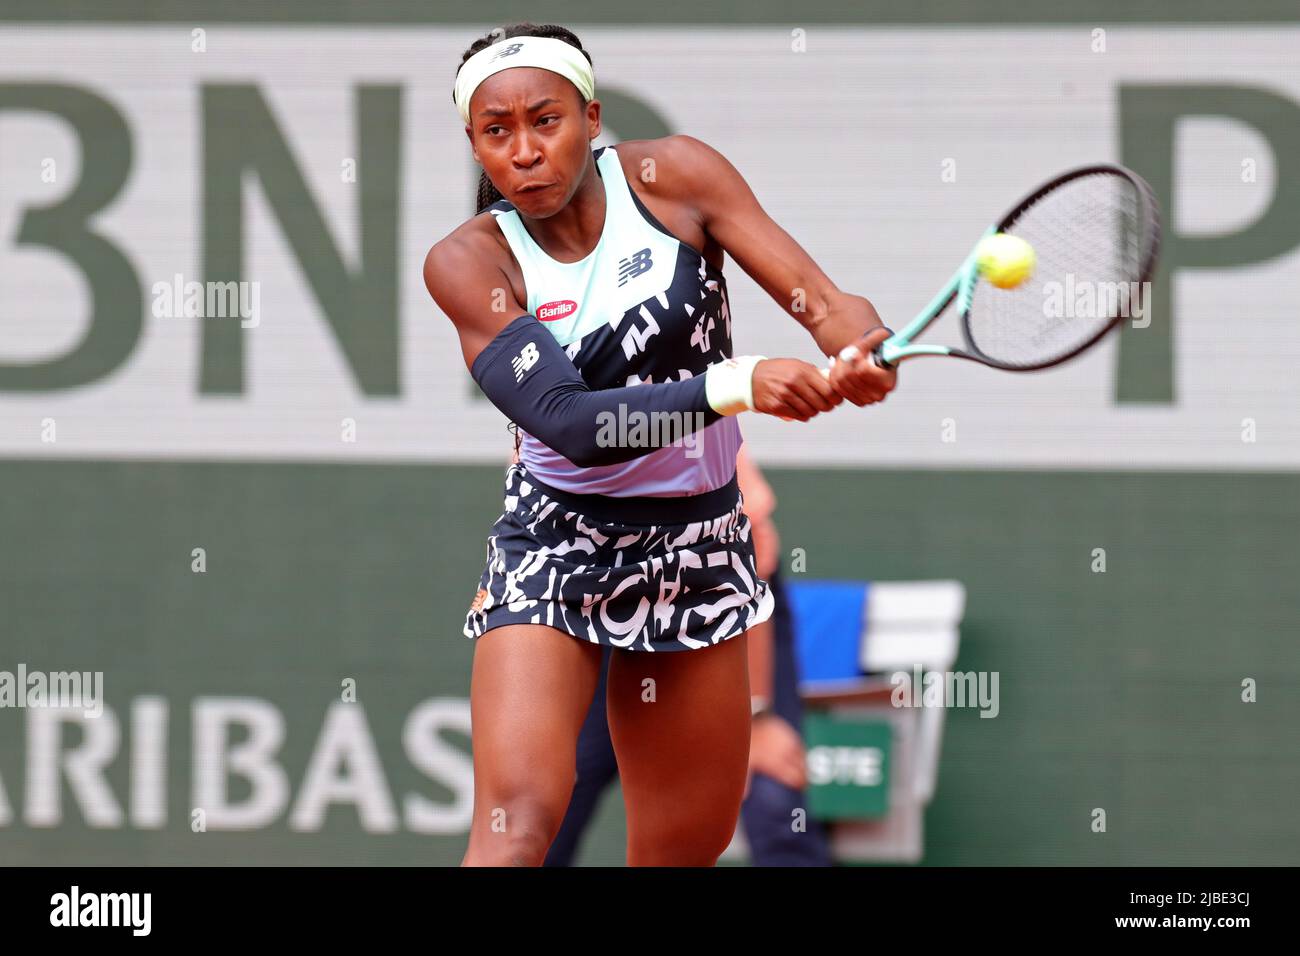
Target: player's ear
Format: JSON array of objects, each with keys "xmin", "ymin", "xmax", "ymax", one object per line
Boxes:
[{"xmin": 585, "ymin": 98, "xmax": 601, "ymax": 139}]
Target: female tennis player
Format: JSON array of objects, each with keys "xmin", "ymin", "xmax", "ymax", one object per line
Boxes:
[{"xmin": 423, "ymin": 22, "xmax": 896, "ymax": 866}]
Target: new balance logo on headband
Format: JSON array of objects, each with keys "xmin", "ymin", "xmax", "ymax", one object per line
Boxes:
[
  {"xmin": 512, "ymin": 341, "xmax": 541, "ymax": 381},
  {"xmin": 617, "ymin": 248, "xmax": 653, "ymax": 287},
  {"xmin": 492, "ymin": 43, "xmax": 525, "ymax": 60}
]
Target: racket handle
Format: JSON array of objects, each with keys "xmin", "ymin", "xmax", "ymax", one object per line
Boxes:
[{"xmin": 821, "ymin": 343, "xmax": 895, "ymax": 377}]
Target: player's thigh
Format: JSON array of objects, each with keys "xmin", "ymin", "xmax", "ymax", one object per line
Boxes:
[
  {"xmin": 605, "ymin": 636, "xmax": 752, "ymax": 832},
  {"xmin": 468, "ymin": 624, "xmax": 604, "ymax": 815}
]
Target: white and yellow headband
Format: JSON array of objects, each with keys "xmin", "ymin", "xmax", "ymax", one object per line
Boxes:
[{"xmin": 453, "ymin": 35, "xmax": 595, "ymax": 126}]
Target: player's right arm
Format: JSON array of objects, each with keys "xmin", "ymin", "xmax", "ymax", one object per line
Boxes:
[
  {"xmin": 422, "ymin": 229, "xmax": 529, "ymax": 372},
  {"xmin": 423, "ymin": 232, "xmax": 839, "ymax": 467},
  {"xmin": 423, "ymin": 231, "xmax": 721, "ymax": 467}
]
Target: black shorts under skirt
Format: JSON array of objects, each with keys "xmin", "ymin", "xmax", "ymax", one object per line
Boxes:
[{"xmin": 462, "ymin": 463, "xmax": 774, "ymax": 652}]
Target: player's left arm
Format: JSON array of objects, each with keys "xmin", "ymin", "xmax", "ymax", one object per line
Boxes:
[{"xmin": 657, "ymin": 134, "xmax": 896, "ymax": 405}]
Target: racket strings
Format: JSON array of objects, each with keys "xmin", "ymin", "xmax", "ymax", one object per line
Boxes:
[{"xmin": 966, "ymin": 172, "xmax": 1149, "ymax": 368}]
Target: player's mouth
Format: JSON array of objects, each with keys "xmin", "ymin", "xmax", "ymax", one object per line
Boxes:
[{"xmin": 516, "ymin": 182, "xmax": 554, "ymax": 194}]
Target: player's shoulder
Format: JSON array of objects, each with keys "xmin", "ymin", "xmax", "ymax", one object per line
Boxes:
[
  {"xmin": 612, "ymin": 134, "xmax": 738, "ymax": 205},
  {"xmin": 612, "ymin": 133, "xmax": 720, "ymax": 170},
  {"xmin": 424, "ymin": 207, "xmax": 511, "ymax": 287},
  {"xmin": 422, "ymin": 208, "xmax": 519, "ymax": 331}
]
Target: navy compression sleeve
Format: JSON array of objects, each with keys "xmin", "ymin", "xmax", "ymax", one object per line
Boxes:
[{"xmin": 470, "ymin": 314, "xmax": 724, "ymax": 468}]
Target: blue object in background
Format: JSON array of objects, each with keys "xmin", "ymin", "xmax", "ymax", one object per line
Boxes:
[{"xmin": 785, "ymin": 580, "xmax": 870, "ymax": 685}]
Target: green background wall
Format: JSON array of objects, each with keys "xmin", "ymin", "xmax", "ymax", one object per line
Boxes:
[{"xmin": 3, "ymin": 462, "xmax": 1295, "ymax": 864}]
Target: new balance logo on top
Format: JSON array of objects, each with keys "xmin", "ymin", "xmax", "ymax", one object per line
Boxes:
[
  {"xmin": 512, "ymin": 341, "xmax": 541, "ymax": 381},
  {"xmin": 617, "ymin": 248, "xmax": 654, "ymax": 287}
]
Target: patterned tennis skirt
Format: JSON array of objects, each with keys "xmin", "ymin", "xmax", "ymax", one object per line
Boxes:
[{"xmin": 463, "ymin": 463, "xmax": 774, "ymax": 652}]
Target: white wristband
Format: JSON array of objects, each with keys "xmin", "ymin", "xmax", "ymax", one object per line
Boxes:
[{"xmin": 705, "ymin": 355, "xmax": 766, "ymax": 415}]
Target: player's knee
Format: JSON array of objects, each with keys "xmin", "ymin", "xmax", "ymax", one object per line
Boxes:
[
  {"xmin": 630, "ymin": 813, "xmax": 738, "ymax": 866},
  {"xmin": 473, "ymin": 795, "xmax": 567, "ymax": 866}
]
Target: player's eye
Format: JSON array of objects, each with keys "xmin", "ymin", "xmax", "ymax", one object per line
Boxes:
[{"xmin": 537, "ymin": 115, "xmax": 558, "ymax": 126}]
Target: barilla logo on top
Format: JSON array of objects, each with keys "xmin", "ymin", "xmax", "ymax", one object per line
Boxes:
[{"xmin": 537, "ymin": 299, "xmax": 578, "ymax": 322}]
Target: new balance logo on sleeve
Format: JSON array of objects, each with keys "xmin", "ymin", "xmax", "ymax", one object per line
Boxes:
[{"xmin": 512, "ymin": 341, "xmax": 541, "ymax": 381}]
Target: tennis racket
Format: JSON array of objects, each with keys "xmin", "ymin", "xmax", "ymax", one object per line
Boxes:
[{"xmin": 826, "ymin": 163, "xmax": 1161, "ymax": 376}]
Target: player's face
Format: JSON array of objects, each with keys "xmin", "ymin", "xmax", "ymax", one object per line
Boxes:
[{"xmin": 466, "ymin": 67, "xmax": 598, "ymax": 217}]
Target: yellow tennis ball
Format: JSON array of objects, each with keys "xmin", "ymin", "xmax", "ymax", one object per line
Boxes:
[{"xmin": 976, "ymin": 233, "xmax": 1036, "ymax": 289}]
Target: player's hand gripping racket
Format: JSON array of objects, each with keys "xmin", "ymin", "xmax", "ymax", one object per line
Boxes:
[{"xmin": 827, "ymin": 163, "xmax": 1161, "ymax": 377}]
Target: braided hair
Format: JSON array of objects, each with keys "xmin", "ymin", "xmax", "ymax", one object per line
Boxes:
[{"xmin": 456, "ymin": 22, "xmax": 594, "ymax": 214}]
